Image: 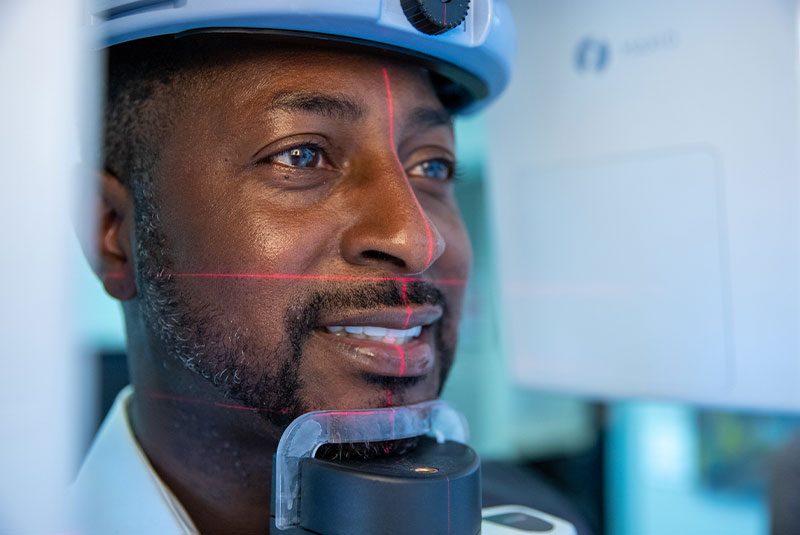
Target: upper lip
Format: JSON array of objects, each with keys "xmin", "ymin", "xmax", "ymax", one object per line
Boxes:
[{"xmin": 317, "ymin": 305, "xmax": 442, "ymax": 330}]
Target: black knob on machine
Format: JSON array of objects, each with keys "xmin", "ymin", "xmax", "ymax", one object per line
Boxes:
[{"xmin": 401, "ymin": 0, "xmax": 471, "ymax": 35}]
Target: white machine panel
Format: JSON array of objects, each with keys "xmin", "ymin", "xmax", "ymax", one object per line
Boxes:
[{"xmin": 488, "ymin": 0, "xmax": 800, "ymax": 410}]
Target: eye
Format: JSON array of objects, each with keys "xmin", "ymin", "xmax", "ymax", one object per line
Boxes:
[
  {"xmin": 269, "ymin": 144, "xmax": 326, "ymax": 169},
  {"xmin": 407, "ymin": 158, "xmax": 453, "ymax": 181}
]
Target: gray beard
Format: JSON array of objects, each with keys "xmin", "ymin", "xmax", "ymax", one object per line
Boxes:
[{"xmin": 131, "ymin": 183, "xmax": 304, "ymax": 427}]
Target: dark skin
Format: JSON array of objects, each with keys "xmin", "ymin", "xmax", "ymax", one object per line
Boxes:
[{"xmin": 94, "ymin": 47, "xmax": 471, "ymax": 535}]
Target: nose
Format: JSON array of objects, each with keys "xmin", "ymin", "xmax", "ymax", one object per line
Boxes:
[{"xmin": 340, "ymin": 157, "xmax": 445, "ymax": 275}]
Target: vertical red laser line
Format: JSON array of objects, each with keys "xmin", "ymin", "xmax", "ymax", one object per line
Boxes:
[
  {"xmin": 402, "ymin": 282, "xmax": 412, "ymax": 329},
  {"xmin": 385, "ymin": 396, "xmax": 395, "ymax": 453},
  {"xmin": 444, "ymin": 2, "xmax": 447, "ymax": 25},
  {"xmin": 394, "ymin": 344, "xmax": 406, "ymax": 377},
  {"xmin": 388, "ymin": 405, "xmax": 396, "ymax": 451},
  {"xmin": 396, "ymin": 282, "xmax": 411, "ymax": 376},
  {"xmin": 382, "ymin": 67, "xmax": 435, "ymax": 269}
]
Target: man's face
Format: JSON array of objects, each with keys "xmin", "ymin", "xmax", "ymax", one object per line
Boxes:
[{"xmin": 133, "ymin": 46, "xmax": 471, "ymax": 429}]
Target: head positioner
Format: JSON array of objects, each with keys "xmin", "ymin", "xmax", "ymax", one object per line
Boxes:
[{"xmin": 88, "ymin": 0, "xmax": 515, "ymax": 113}]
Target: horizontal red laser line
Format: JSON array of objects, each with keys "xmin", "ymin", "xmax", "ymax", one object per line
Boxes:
[
  {"xmin": 324, "ymin": 410, "xmax": 385, "ymax": 416},
  {"xmin": 108, "ymin": 272, "xmax": 466, "ymax": 285},
  {"xmin": 143, "ymin": 391, "xmax": 290, "ymax": 414},
  {"xmin": 107, "ymin": 70, "xmax": 442, "ymax": 291}
]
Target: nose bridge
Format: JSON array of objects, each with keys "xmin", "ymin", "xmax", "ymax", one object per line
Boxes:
[{"xmin": 339, "ymin": 66, "xmax": 445, "ymax": 274}]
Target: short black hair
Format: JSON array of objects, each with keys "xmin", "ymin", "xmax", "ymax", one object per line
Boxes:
[
  {"xmin": 104, "ymin": 36, "xmax": 170, "ymax": 190},
  {"xmin": 104, "ymin": 35, "xmax": 241, "ymax": 194}
]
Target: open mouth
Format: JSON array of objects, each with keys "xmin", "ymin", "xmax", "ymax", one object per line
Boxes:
[
  {"xmin": 323, "ymin": 325, "xmax": 423, "ymax": 345},
  {"xmin": 311, "ymin": 306, "xmax": 443, "ymax": 378}
]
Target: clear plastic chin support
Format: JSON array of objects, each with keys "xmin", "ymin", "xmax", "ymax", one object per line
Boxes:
[{"xmin": 273, "ymin": 400, "xmax": 469, "ymax": 531}]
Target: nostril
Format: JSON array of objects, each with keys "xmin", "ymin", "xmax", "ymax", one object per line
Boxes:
[{"xmin": 362, "ymin": 250, "xmax": 406, "ymax": 269}]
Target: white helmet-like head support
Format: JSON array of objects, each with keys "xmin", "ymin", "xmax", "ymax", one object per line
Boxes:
[{"xmin": 88, "ymin": 0, "xmax": 515, "ymax": 113}]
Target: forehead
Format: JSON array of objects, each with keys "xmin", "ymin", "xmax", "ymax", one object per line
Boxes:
[
  {"xmin": 152, "ymin": 41, "xmax": 454, "ymax": 198},
  {"xmin": 185, "ymin": 45, "xmax": 446, "ymax": 115}
]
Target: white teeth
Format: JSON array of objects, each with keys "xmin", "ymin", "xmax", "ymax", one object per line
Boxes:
[
  {"xmin": 363, "ymin": 326, "xmax": 388, "ymax": 337},
  {"xmin": 324, "ymin": 324, "xmax": 424, "ymax": 343},
  {"xmin": 389, "ymin": 326, "xmax": 421, "ymax": 338}
]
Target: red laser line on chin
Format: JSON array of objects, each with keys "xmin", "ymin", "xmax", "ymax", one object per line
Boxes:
[
  {"xmin": 385, "ymin": 391, "xmax": 395, "ymax": 453},
  {"xmin": 143, "ymin": 391, "xmax": 290, "ymax": 414},
  {"xmin": 324, "ymin": 410, "xmax": 386, "ymax": 416},
  {"xmin": 396, "ymin": 282, "xmax": 410, "ymax": 377},
  {"xmin": 392, "ymin": 343, "xmax": 406, "ymax": 377},
  {"xmin": 382, "ymin": 66, "xmax": 436, "ymax": 271}
]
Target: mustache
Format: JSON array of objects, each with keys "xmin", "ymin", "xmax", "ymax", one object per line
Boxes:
[
  {"xmin": 309, "ymin": 280, "xmax": 446, "ymax": 313},
  {"xmin": 285, "ymin": 280, "xmax": 448, "ymax": 350}
]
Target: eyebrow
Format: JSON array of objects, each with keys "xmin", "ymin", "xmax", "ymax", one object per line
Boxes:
[
  {"xmin": 268, "ymin": 91, "xmax": 452, "ymax": 132},
  {"xmin": 269, "ymin": 91, "xmax": 366, "ymax": 121},
  {"xmin": 406, "ymin": 106, "xmax": 453, "ymax": 132}
]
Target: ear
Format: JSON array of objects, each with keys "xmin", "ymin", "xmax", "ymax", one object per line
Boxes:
[{"xmin": 93, "ymin": 170, "xmax": 137, "ymax": 301}]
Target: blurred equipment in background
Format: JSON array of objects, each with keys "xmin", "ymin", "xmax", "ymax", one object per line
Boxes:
[
  {"xmin": 769, "ymin": 433, "xmax": 800, "ymax": 534},
  {"xmin": 487, "ymin": 1, "xmax": 800, "ymax": 535},
  {"xmin": 0, "ymin": 0, "xmax": 97, "ymax": 533},
  {"xmin": 489, "ymin": 0, "xmax": 800, "ymax": 412}
]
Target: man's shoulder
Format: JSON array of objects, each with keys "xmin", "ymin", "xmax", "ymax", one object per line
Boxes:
[{"xmin": 69, "ymin": 386, "xmax": 198, "ymax": 535}]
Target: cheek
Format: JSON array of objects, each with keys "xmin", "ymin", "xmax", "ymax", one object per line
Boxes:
[
  {"xmin": 436, "ymin": 210, "xmax": 472, "ymax": 281},
  {"xmin": 434, "ymin": 212, "xmax": 471, "ymax": 338},
  {"xmin": 160, "ymin": 149, "xmax": 341, "ymax": 278},
  {"xmin": 159, "ymin": 187, "xmax": 342, "ymax": 346},
  {"xmin": 174, "ymin": 200, "xmax": 334, "ymax": 274}
]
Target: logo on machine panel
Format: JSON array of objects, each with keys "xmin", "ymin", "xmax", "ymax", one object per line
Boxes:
[
  {"xmin": 574, "ymin": 30, "xmax": 678, "ymax": 75},
  {"xmin": 575, "ymin": 37, "xmax": 611, "ymax": 73}
]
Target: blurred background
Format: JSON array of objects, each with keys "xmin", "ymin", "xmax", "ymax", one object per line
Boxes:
[{"xmin": 2, "ymin": 0, "xmax": 799, "ymax": 534}]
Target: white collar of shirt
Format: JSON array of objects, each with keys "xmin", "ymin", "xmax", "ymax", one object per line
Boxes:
[{"xmin": 70, "ymin": 385, "xmax": 200, "ymax": 535}]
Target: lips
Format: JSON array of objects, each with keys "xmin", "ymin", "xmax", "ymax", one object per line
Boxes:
[
  {"xmin": 312, "ymin": 305, "xmax": 442, "ymax": 378},
  {"xmin": 317, "ymin": 305, "xmax": 442, "ymax": 331}
]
